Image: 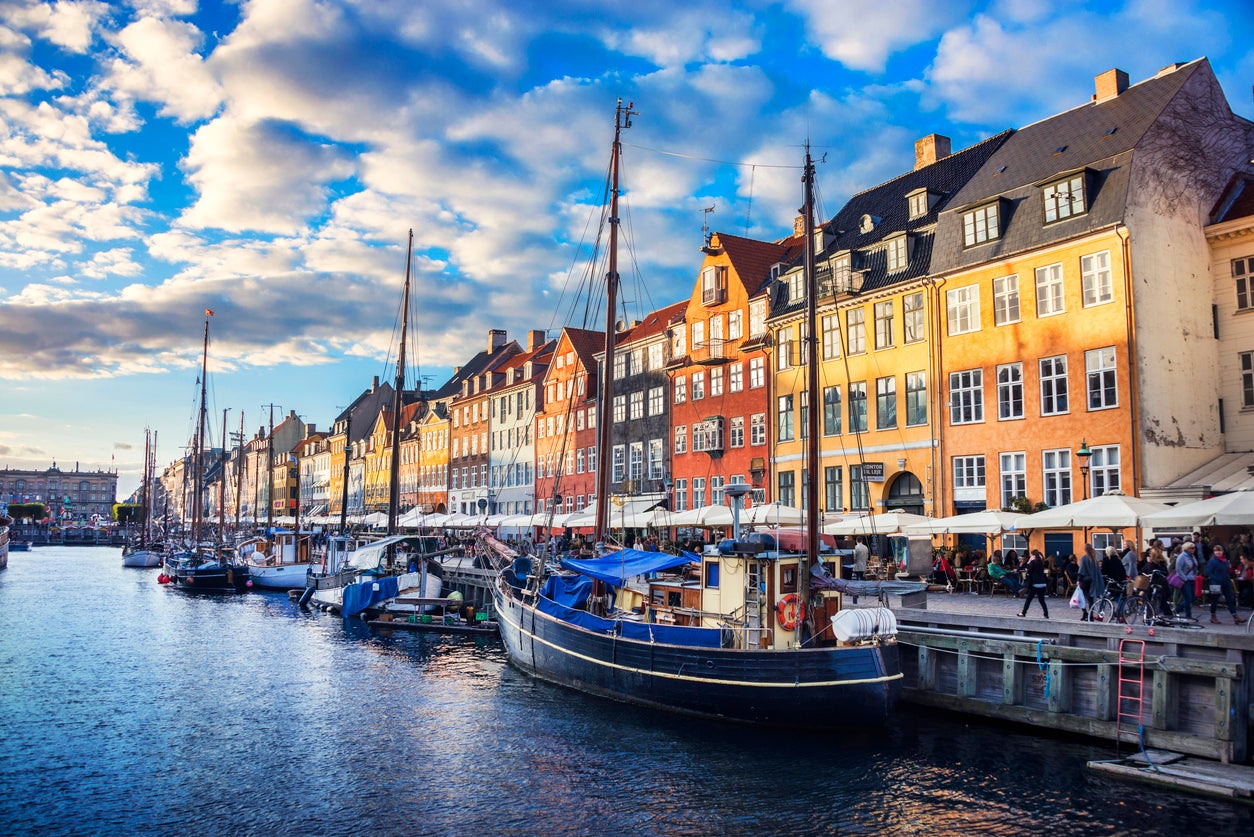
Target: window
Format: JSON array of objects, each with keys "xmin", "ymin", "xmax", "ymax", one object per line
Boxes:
[
  {"xmin": 749, "ymin": 300, "xmax": 766, "ymax": 336},
  {"xmin": 674, "ymin": 425, "xmax": 687, "ymax": 454},
  {"xmin": 1035, "ymin": 263, "xmax": 1065, "ymax": 316},
  {"xmin": 750, "ymin": 413, "xmax": 766, "ymax": 446},
  {"xmin": 949, "ymin": 369, "xmax": 983, "ymax": 424},
  {"xmin": 1235, "ymin": 257, "xmax": 1253, "ymax": 311},
  {"xmin": 876, "ymin": 377, "xmax": 896, "ymax": 429},
  {"xmin": 787, "ymin": 269, "xmax": 805, "ymax": 302},
  {"xmin": 648, "ymin": 386, "xmax": 664, "ymax": 416},
  {"xmin": 874, "ymin": 301, "xmax": 894, "ymax": 349},
  {"xmin": 692, "ymin": 371, "xmax": 705, "ymax": 400},
  {"xmin": 823, "ymin": 386, "xmax": 841, "ymax": 435},
  {"xmin": 832, "ymin": 254, "xmax": 851, "ymax": 292},
  {"xmin": 709, "ymin": 367, "xmax": 724, "ymax": 397},
  {"xmin": 825, "ymin": 466, "xmax": 843, "ymax": 512},
  {"xmin": 777, "ymin": 326, "xmax": 794, "ymax": 370},
  {"xmin": 587, "ymin": 446, "xmax": 595, "ymax": 472},
  {"xmin": 1000, "ymin": 452, "xmax": 1026, "ymax": 508},
  {"xmin": 1090, "ymin": 444, "xmax": 1120, "ymax": 496},
  {"xmin": 749, "ymin": 357, "xmax": 765, "ymax": 388},
  {"xmin": 648, "ymin": 343, "xmax": 663, "ymax": 370},
  {"xmin": 611, "ymin": 445, "xmax": 625, "ymax": 481},
  {"xmin": 953, "ymin": 456, "xmax": 986, "ymax": 490},
  {"xmin": 777, "ymin": 395, "xmax": 795, "ymax": 442},
  {"xmin": 777, "ymin": 471, "xmax": 795, "ymax": 507},
  {"xmin": 672, "ymin": 327, "xmax": 686, "ymax": 358},
  {"xmin": 728, "ymin": 310, "xmax": 743, "ymax": 339},
  {"xmin": 993, "ymin": 275, "xmax": 1020, "ymax": 326},
  {"xmin": 693, "ymin": 477, "xmax": 706, "ymax": 507},
  {"xmin": 1042, "ymin": 448, "xmax": 1072, "ymax": 507},
  {"xmin": 1081, "ymin": 251, "xmax": 1112, "ymax": 306},
  {"xmin": 613, "ymin": 352, "xmax": 627, "ymax": 380},
  {"xmin": 1043, "ymin": 173, "xmax": 1085, "ymax": 222},
  {"xmin": 702, "ymin": 265, "xmax": 727, "ymax": 305},
  {"xmin": 1243, "ymin": 352, "xmax": 1254, "ymax": 408},
  {"xmin": 691, "ymin": 320, "xmax": 705, "ymax": 351},
  {"xmin": 946, "ymin": 286, "xmax": 980, "ymax": 335},
  {"xmin": 850, "ymin": 465, "xmax": 869, "ymax": 510},
  {"xmin": 821, "ymin": 314, "xmax": 840, "ymax": 359},
  {"xmin": 963, "ymin": 203, "xmax": 1000, "ymax": 247},
  {"xmin": 629, "ymin": 442, "xmax": 643, "ymax": 482},
  {"xmin": 1085, "ymin": 347, "xmax": 1117, "ymax": 410},
  {"xmin": 849, "ymin": 381, "xmax": 868, "ymax": 433},
  {"xmin": 730, "ymin": 416, "xmax": 745, "ymax": 448},
  {"xmin": 674, "ymin": 478, "xmax": 687, "ymax": 512},
  {"xmin": 1039, "ymin": 355, "xmax": 1069, "ymax": 415},
  {"xmin": 903, "ymin": 292, "xmax": 924, "ymax": 343},
  {"xmin": 907, "ymin": 190, "xmax": 928, "ymax": 218},
  {"xmin": 674, "ymin": 376, "xmax": 687, "ymax": 404},
  {"xmin": 997, "ymin": 363, "xmax": 1024, "ymax": 420},
  {"xmin": 906, "ymin": 371, "xmax": 927, "ymax": 426},
  {"xmin": 612, "ymin": 395, "xmax": 626, "ymax": 423},
  {"xmin": 576, "ymin": 449, "xmax": 585, "ymax": 473},
  {"xmin": 629, "ymin": 391, "xmax": 643, "ymax": 420},
  {"xmin": 886, "ymin": 235, "xmax": 907, "ymax": 272},
  {"xmin": 846, "ymin": 308, "xmax": 866, "ymax": 354},
  {"xmin": 710, "ymin": 475, "xmax": 726, "ymax": 505},
  {"xmin": 693, "ymin": 418, "xmax": 724, "ymax": 453},
  {"xmin": 630, "ymin": 349, "xmax": 644, "ymax": 375},
  {"xmin": 729, "ymin": 363, "xmax": 743, "ymax": 392}
]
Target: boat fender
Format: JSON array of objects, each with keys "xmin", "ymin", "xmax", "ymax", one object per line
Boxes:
[
  {"xmin": 830, "ymin": 607, "xmax": 898, "ymax": 643},
  {"xmin": 776, "ymin": 593, "xmax": 805, "ymax": 631},
  {"xmin": 246, "ymin": 579, "xmax": 253, "ymax": 588}
]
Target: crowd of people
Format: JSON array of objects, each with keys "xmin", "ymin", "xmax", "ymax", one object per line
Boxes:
[{"xmin": 931, "ymin": 532, "xmax": 1254, "ymax": 624}]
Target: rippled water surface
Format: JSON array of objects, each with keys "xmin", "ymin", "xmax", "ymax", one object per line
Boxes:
[{"xmin": 2, "ymin": 547, "xmax": 1251, "ymax": 836}]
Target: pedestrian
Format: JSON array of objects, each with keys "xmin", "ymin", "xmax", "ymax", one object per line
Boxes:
[
  {"xmin": 851, "ymin": 537, "xmax": 869, "ymax": 603},
  {"xmin": 1121, "ymin": 543, "xmax": 1137, "ymax": 581},
  {"xmin": 1205, "ymin": 544, "xmax": 1245, "ymax": 624},
  {"xmin": 1019, "ymin": 550, "xmax": 1049, "ymax": 619},
  {"xmin": 1174, "ymin": 541, "xmax": 1199, "ymax": 619},
  {"xmin": 1078, "ymin": 544, "xmax": 1103, "ymax": 621}
]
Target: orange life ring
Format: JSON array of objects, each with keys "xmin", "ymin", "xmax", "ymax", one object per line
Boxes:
[{"xmin": 776, "ymin": 593, "xmax": 805, "ymax": 631}]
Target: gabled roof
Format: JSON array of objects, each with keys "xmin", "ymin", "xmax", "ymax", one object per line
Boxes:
[
  {"xmin": 714, "ymin": 233, "xmax": 804, "ymax": 297},
  {"xmin": 563, "ymin": 326, "xmax": 605, "ymax": 371},
  {"xmin": 616, "ymin": 301, "xmax": 687, "ymax": 346}
]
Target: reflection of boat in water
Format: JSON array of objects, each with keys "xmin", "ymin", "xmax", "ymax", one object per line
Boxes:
[{"xmin": 484, "ymin": 102, "xmax": 910, "ymax": 727}]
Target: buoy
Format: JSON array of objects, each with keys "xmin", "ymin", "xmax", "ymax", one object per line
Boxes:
[
  {"xmin": 246, "ymin": 579, "xmax": 254, "ymax": 588},
  {"xmin": 448, "ymin": 590, "xmax": 464, "ymax": 604}
]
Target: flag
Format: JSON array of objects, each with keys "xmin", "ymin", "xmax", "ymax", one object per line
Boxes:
[{"xmin": 206, "ymin": 308, "xmax": 215, "ymax": 317}]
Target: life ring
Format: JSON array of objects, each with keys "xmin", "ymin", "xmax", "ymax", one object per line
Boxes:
[{"xmin": 776, "ymin": 593, "xmax": 805, "ymax": 631}]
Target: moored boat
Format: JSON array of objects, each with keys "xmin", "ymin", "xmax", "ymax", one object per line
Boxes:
[
  {"xmin": 246, "ymin": 530, "xmax": 316, "ymax": 590},
  {"xmin": 0, "ymin": 513, "xmax": 10, "ymax": 570}
]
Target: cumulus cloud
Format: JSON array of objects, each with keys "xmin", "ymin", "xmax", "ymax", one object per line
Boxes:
[
  {"xmin": 787, "ymin": 0, "xmax": 973, "ymax": 73},
  {"xmin": 103, "ymin": 15, "xmax": 224, "ymax": 122},
  {"xmin": 1, "ymin": 0, "xmax": 109, "ymax": 54}
]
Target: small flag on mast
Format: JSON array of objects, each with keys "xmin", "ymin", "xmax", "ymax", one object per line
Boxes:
[{"xmin": 206, "ymin": 308, "xmax": 214, "ymax": 317}]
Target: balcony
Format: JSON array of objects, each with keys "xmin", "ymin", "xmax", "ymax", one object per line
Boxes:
[
  {"xmin": 817, "ymin": 270, "xmax": 864, "ymax": 302},
  {"xmin": 701, "ymin": 286, "xmax": 727, "ymax": 306},
  {"xmin": 690, "ymin": 338, "xmax": 732, "ymax": 365}
]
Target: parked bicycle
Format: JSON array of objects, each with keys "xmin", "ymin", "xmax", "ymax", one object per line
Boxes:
[{"xmin": 1088, "ymin": 577, "xmax": 1153, "ymax": 625}]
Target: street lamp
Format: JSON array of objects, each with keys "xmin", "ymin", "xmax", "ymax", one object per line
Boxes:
[{"xmin": 1076, "ymin": 438, "xmax": 1092, "ymax": 501}]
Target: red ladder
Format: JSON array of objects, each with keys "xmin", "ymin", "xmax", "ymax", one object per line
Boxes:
[{"xmin": 1115, "ymin": 638, "xmax": 1147, "ymax": 752}]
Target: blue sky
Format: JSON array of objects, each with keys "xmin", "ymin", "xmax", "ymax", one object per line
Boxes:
[{"xmin": 1, "ymin": 0, "xmax": 1252, "ymax": 498}]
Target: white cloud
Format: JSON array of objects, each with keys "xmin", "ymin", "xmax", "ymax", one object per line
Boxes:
[
  {"xmin": 787, "ymin": 0, "xmax": 972, "ymax": 73},
  {"xmin": 79, "ymin": 246, "xmax": 142, "ymax": 278},
  {"xmin": 597, "ymin": 9, "xmax": 760, "ymax": 67},
  {"xmin": 0, "ymin": 0, "xmax": 110, "ymax": 54},
  {"xmin": 103, "ymin": 15, "xmax": 223, "ymax": 122},
  {"xmin": 0, "ymin": 26, "xmax": 67, "ymax": 94}
]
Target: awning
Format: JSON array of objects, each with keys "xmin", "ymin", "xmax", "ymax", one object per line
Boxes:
[
  {"xmin": 1143, "ymin": 451, "xmax": 1254, "ymax": 503},
  {"xmin": 559, "ymin": 548, "xmax": 699, "ymax": 585}
]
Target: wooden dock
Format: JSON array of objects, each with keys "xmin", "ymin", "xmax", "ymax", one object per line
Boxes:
[{"xmin": 1088, "ymin": 750, "xmax": 1254, "ymax": 800}]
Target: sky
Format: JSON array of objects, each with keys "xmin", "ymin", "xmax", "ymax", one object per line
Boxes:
[{"xmin": 1, "ymin": 0, "xmax": 1252, "ymax": 500}]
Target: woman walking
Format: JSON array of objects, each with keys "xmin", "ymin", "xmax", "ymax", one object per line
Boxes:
[
  {"xmin": 1174, "ymin": 541, "xmax": 1199, "ymax": 619},
  {"xmin": 1205, "ymin": 544, "xmax": 1246, "ymax": 624},
  {"xmin": 1019, "ymin": 549, "xmax": 1049, "ymax": 618},
  {"xmin": 1077, "ymin": 544, "xmax": 1103, "ymax": 621}
]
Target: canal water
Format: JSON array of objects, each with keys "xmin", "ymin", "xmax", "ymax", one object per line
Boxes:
[{"xmin": 2, "ymin": 547, "xmax": 1251, "ymax": 836}]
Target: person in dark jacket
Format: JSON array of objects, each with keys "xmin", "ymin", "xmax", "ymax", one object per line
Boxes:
[
  {"xmin": 1078, "ymin": 545, "xmax": 1103, "ymax": 621},
  {"xmin": 1205, "ymin": 544, "xmax": 1245, "ymax": 624},
  {"xmin": 1019, "ymin": 550, "xmax": 1049, "ymax": 618}
]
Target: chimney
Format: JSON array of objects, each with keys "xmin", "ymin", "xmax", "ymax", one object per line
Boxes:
[
  {"xmin": 488, "ymin": 328, "xmax": 507, "ymax": 352},
  {"xmin": 371, "ymin": 375, "xmax": 379, "ymax": 392},
  {"xmin": 527, "ymin": 329, "xmax": 545, "ymax": 351},
  {"xmin": 793, "ymin": 214, "xmax": 806, "ymax": 237},
  {"xmin": 914, "ymin": 134, "xmax": 951, "ymax": 170},
  {"xmin": 1094, "ymin": 68, "xmax": 1128, "ymax": 102}
]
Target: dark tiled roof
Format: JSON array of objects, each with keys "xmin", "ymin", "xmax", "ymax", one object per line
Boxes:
[
  {"xmin": 932, "ymin": 60, "xmax": 1203, "ymax": 273},
  {"xmin": 1214, "ymin": 176, "xmax": 1254, "ymax": 224}
]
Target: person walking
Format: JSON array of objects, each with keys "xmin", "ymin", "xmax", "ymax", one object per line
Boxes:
[
  {"xmin": 1019, "ymin": 549, "xmax": 1049, "ymax": 618},
  {"xmin": 1078, "ymin": 544, "xmax": 1103, "ymax": 621},
  {"xmin": 851, "ymin": 537, "xmax": 869, "ymax": 604},
  {"xmin": 1174, "ymin": 541, "xmax": 1200, "ymax": 619},
  {"xmin": 1205, "ymin": 544, "xmax": 1245, "ymax": 624}
]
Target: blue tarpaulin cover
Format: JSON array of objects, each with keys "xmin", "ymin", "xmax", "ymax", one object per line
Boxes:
[
  {"xmin": 534, "ymin": 596, "xmax": 722, "ymax": 647},
  {"xmin": 560, "ymin": 549, "xmax": 698, "ymax": 585},
  {"xmin": 541, "ymin": 574, "xmax": 594, "ymax": 608},
  {"xmin": 341, "ymin": 575, "xmax": 399, "ymax": 617}
]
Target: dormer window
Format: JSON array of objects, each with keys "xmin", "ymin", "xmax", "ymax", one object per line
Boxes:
[
  {"xmin": 786, "ymin": 268, "xmax": 805, "ymax": 302},
  {"xmin": 702, "ymin": 265, "xmax": 727, "ymax": 305},
  {"xmin": 833, "ymin": 254, "xmax": 851, "ymax": 289},
  {"xmin": 885, "ymin": 234, "xmax": 909, "ymax": 273},
  {"xmin": 1043, "ymin": 172, "xmax": 1087, "ymax": 223},
  {"xmin": 962, "ymin": 201, "xmax": 1001, "ymax": 247},
  {"xmin": 860, "ymin": 214, "xmax": 880, "ymax": 234},
  {"xmin": 906, "ymin": 187, "xmax": 936, "ymax": 219}
]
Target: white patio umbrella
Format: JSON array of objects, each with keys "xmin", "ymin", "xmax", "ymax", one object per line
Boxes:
[
  {"xmin": 1016, "ymin": 491, "xmax": 1170, "ymax": 529},
  {"xmin": 823, "ymin": 511, "xmax": 932, "ymax": 535},
  {"xmin": 396, "ymin": 508, "xmax": 426, "ymax": 527},
  {"xmin": 666, "ymin": 504, "xmax": 734, "ymax": 528},
  {"xmin": 741, "ymin": 502, "xmax": 806, "ymax": 526},
  {"xmin": 1140, "ymin": 490, "xmax": 1254, "ymax": 529},
  {"xmin": 904, "ymin": 510, "xmax": 1029, "ymax": 536},
  {"xmin": 362, "ymin": 511, "xmax": 388, "ymax": 528}
]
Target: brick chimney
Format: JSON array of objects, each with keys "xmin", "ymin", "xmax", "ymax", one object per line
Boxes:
[
  {"xmin": 1094, "ymin": 68, "xmax": 1128, "ymax": 102},
  {"xmin": 488, "ymin": 328, "xmax": 507, "ymax": 352},
  {"xmin": 914, "ymin": 134, "xmax": 951, "ymax": 170},
  {"xmin": 794, "ymin": 214, "xmax": 806, "ymax": 237},
  {"xmin": 527, "ymin": 329, "xmax": 546, "ymax": 351}
]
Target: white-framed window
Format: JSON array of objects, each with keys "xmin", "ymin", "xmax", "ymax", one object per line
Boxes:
[
  {"xmin": 674, "ymin": 376, "xmax": 687, "ymax": 404},
  {"xmin": 949, "ymin": 369, "xmax": 984, "ymax": 424},
  {"xmin": 1043, "ymin": 173, "xmax": 1086, "ymax": 223},
  {"xmin": 849, "ymin": 381, "xmax": 868, "ymax": 433},
  {"xmin": 993, "ymin": 275, "xmax": 1020, "ymax": 326},
  {"xmin": 1081, "ymin": 250, "xmax": 1112, "ymax": 306},
  {"xmin": 850, "ymin": 465, "xmax": 869, "ymax": 511},
  {"xmin": 1039, "ymin": 355, "xmax": 1069, "ymax": 416},
  {"xmin": 786, "ymin": 269, "xmax": 805, "ymax": 303},
  {"xmin": 673, "ymin": 478, "xmax": 687, "ymax": 512},
  {"xmin": 702, "ymin": 265, "xmax": 727, "ymax": 305},
  {"xmin": 630, "ymin": 349, "xmax": 644, "ymax": 375},
  {"xmin": 903, "ymin": 292, "xmax": 924, "ymax": 343},
  {"xmin": 907, "ymin": 190, "xmax": 928, "ymax": 218},
  {"xmin": 729, "ymin": 363, "xmax": 743, "ymax": 392},
  {"xmin": 674, "ymin": 425, "xmax": 687, "ymax": 455},
  {"xmin": 576, "ymin": 449, "xmax": 585, "ymax": 473},
  {"xmin": 825, "ymin": 466, "xmax": 843, "ymax": 513},
  {"xmin": 587, "ymin": 446, "xmax": 595, "ymax": 472},
  {"xmin": 953, "ymin": 455, "xmax": 986, "ymax": 490},
  {"xmin": 822, "ymin": 314, "xmax": 840, "ymax": 359},
  {"xmin": 629, "ymin": 391, "xmax": 644, "ymax": 420},
  {"xmin": 832, "ymin": 254, "xmax": 852, "ymax": 292},
  {"xmin": 906, "ymin": 371, "xmax": 927, "ymax": 426},
  {"xmin": 946, "ymin": 286, "xmax": 980, "ymax": 335},
  {"xmin": 693, "ymin": 477, "xmax": 707, "ymax": 507},
  {"xmin": 777, "ymin": 325, "xmax": 794, "ymax": 370},
  {"xmin": 611, "ymin": 444, "xmax": 625, "ymax": 482},
  {"xmin": 672, "ymin": 327, "xmax": 686, "ymax": 358},
  {"xmin": 1235, "ymin": 257, "xmax": 1253, "ymax": 311},
  {"xmin": 1242, "ymin": 351, "xmax": 1254, "ymax": 408},
  {"xmin": 749, "ymin": 299, "xmax": 766, "ymax": 336},
  {"xmin": 876, "ymin": 376, "xmax": 896, "ymax": 429},
  {"xmin": 727, "ymin": 309, "xmax": 743, "ymax": 339},
  {"xmin": 691, "ymin": 320, "xmax": 705, "ymax": 352},
  {"xmin": 1000, "ymin": 452, "xmax": 1027, "ymax": 508},
  {"xmin": 692, "ymin": 371, "xmax": 706, "ymax": 401},
  {"xmin": 874, "ymin": 300, "xmax": 894, "ymax": 349},
  {"xmin": 629, "ymin": 442, "xmax": 644, "ymax": 482},
  {"xmin": 1035, "ymin": 263, "xmax": 1065, "ymax": 317},
  {"xmin": 612, "ymin": 395, "xmax": 626, "ymax": 423},
  {"xmin": 777, "ymin": 394, "xmax": 795, "ymax": 442},
  {"xmin": 710, "ymin": 475, "xmax": 726, "ymax": 505},
  {"xmin": 750, "ymin": 413, "xmax": 766, "ymax": 446},
  {"xmin": 648, "ymin": 343, "xmax": 663, "ymax": 370},
  {"xmin": 1042, "ymin": 448, "xmax": 1072, "ymax": 507},
  {"xmin": 709, "ymin": 314, "xmax": 724, "ymax": 344},
  {"xmin": 730, "ymin": 416, "xmax": 745, "ymax": 448},
  {"xmin": 709, "ymin": 366, "xmax": 724, "ymax": 397},
  {"xmin": 648, "ymin": 386, "xmax": 664, "ymax": 416},
  {"xmin": 963, "ymin": 202, "xmax": 1000, "ymax": 247},
  {"xmin": 1089, "ymin": 444, "xmax": 1120, "ymax": 497},
  {"xmin": 749, "ymin": 357, "xmax": 765, "ymax": 388},
  {"xmin": 823, "ymin": 386, "xmax": 841, "ymax": 436},
  {"xmin": 846, "ymin": 308, "xmax": 866, "ymax": 354},
  {"xmin": 613, "ymin": 353, "xmax": 627, "ymax": 380},
  {"xmin": 1085, "ymin": 347, "xmax": 1117, "ymax": 410},
  {"xmin": 693, "ymin": 418, "xmax": 724, "ymax": 453},
  {"xmin": 885, "ymin": 235, "xmax": 907, "ymax": 272},
  {"xmin": 997, "ymin": 363, "xmax": 1024, "ymax": 421}
]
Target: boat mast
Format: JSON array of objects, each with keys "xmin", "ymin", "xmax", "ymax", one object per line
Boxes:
[
  {"xmin": 594, "ymin": 99, "xmax": 635, "ymax": 545},
  {"xmin": 265, "ymin": 404, "xmax": 275, "ymax": 536},
  {"xmin": 338, "ymin": 411, "xmax": 352, "ymax": 535},
  {"xmin": 802, "ymin": 145, "xmax": 818, "ymax": 612},
  {"xmin": 387, "ymin": 229, "xmax": 413, "ymax": 537},
  {"xmin": 139, "ymin": 429, "xmax": 150, "ymax": 549},
  {"xmin": 219, "ymin": 408, "xmax": 228, "ymax": 543},
  {"xmin": 192, "ymin": 314, "xmax": 210, "ymax": 547},
  {"xmin": 234, "ymin": 411, "xmax": 244, "ymax": 535}
]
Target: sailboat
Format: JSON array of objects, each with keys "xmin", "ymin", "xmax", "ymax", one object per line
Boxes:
[
  {"xmin": 122, "ymin": 429, "xmax": 162, "ymax": 567},
  {"xmin": 169, "ymin": 312, "xmax": 250, "ymax": 592},
  {"xmin": 481, "ymin": 102, "xmax": 912, "ymax": 726}
]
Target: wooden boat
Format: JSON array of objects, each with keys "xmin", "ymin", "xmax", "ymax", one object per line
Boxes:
[
  {"xmin": 483, "ymin": 102, "xmax": 910, "ymax": 726},
  {"xmin": 123, "ymin": 429, "xmax": 162, "ymax": 567}
]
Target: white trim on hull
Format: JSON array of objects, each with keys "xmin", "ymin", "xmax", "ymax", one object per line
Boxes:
[
  {"xmin": 122, "ymin": 549, "xmax": 163, "ymax": 568},
  {"xmin": 248, "ymin": 562, "xmax": 315, "ymax": 589}
]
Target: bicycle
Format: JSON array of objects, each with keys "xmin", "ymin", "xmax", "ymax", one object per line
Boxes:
[{"xmin": 1088, "ymin": 577, "xmax": 1154, "ymax": 625}]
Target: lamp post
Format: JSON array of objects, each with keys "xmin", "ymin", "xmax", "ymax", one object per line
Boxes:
[{"xmin": 1076, "ymin": 438, "xmax": 1092, "ymax": 501}]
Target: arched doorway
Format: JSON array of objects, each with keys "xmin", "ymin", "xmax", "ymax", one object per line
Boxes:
[{"xmin": 883, "ymin": 472, "xmax": 924, "ymax": 516}]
